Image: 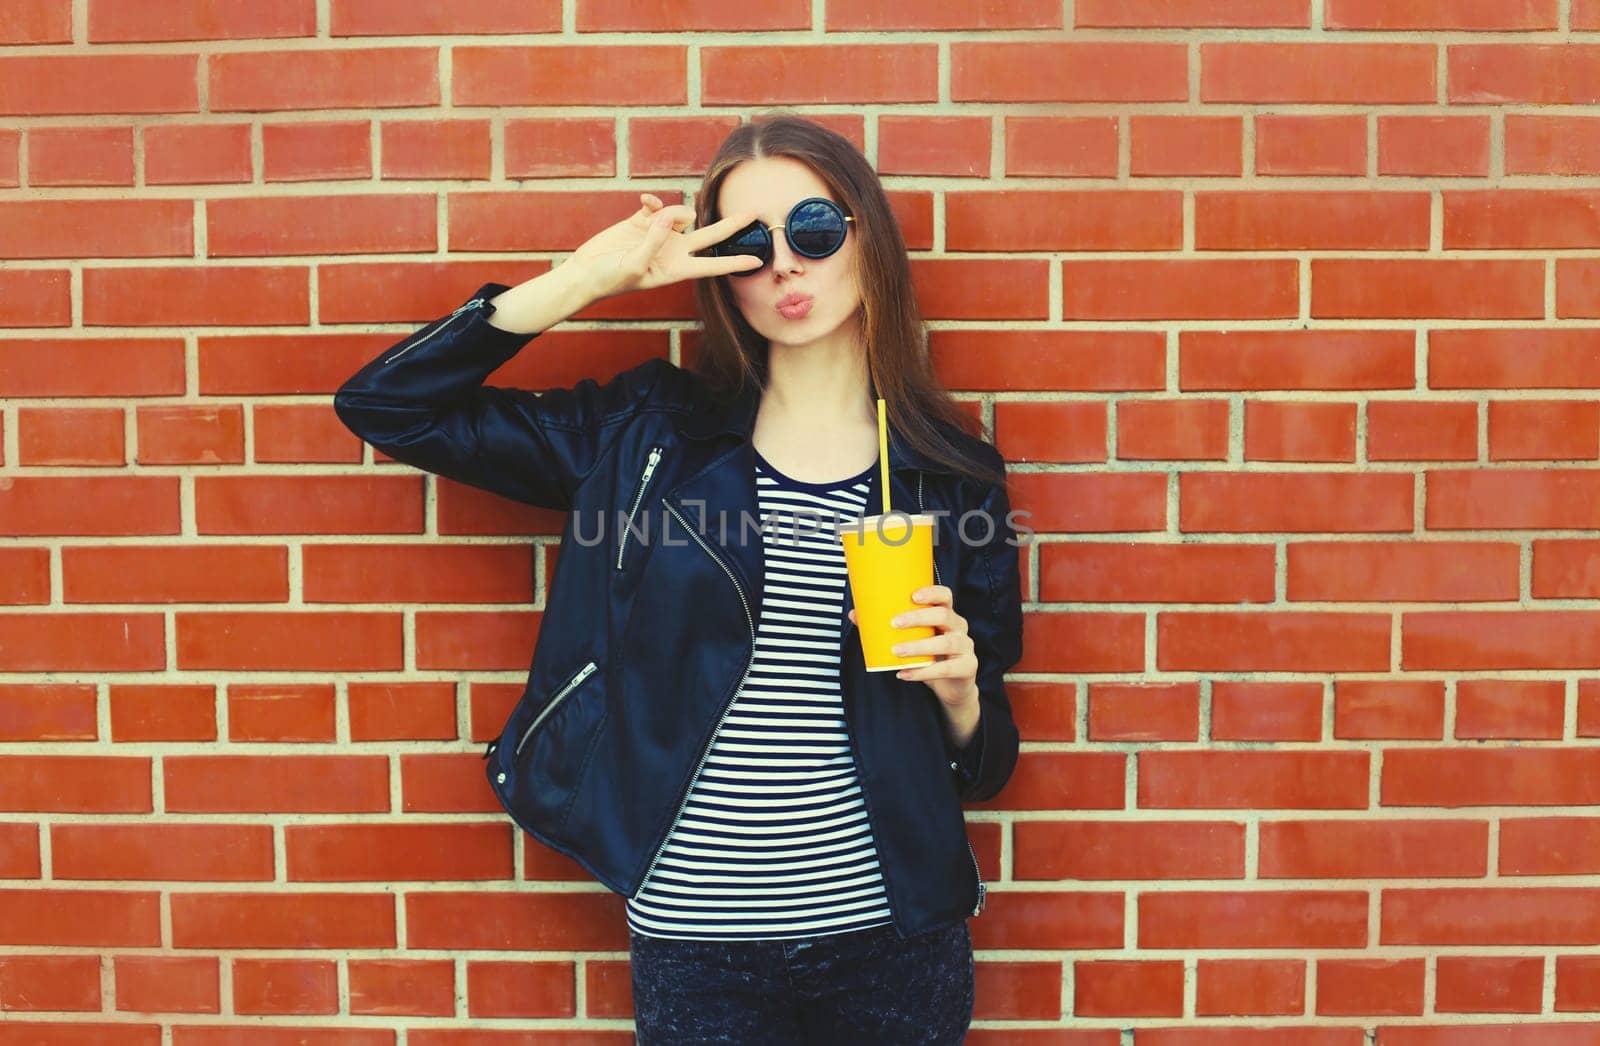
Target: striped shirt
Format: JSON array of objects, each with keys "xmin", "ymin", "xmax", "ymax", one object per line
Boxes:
[{"xmin": 624, "ymin": 447, "xmax": 896, "ymax": 941}]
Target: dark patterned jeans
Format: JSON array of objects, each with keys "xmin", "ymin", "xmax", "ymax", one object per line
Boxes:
[{"xmin": 628, "ymin": 917, "xmax": 975, "ymax": 1045}]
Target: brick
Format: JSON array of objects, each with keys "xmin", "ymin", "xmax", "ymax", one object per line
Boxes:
[
  {"xmin": 1243, "ymin": 400, "xmax": 1359, "ymax": 461},
  {"xmin": 285, "ymin": 822, "xmax": 512, "ymax": 881},
  {"xmin": 0, "ymin": 338, "xmax": 185, "ymax": 397},
  {"xmin": 0, "ymin": 955, "xmax": 102, "ymax": 1011},
  {"xmin": 1088, "ymin": 683, "xmax": 1199, "ymax": 741},
  {"xmin": 0, "ymin": 0, "xmax": 71, "ymax": 43},
  {"xmin": 0, "ymin": 612, "xmax": 166, "ymax": 670},
  {"xmin": 84, "ymin": 266, "xmax": 310, "ymax": 326},
  {"xmin": 176, "ymin": 612, "xmax": 402, "ymax": 671},
  {"xmin": 254, "ymin": 403, "xmax": 364, "ymax": 464},
  {"xmin": 1379, "ymin": 115, "xmax": 1491, "ymax": 176},
  {"xmin": 1260, "ymin": 819, "xmax": 1486, "ymax": 878},
  {"xmin": 1447, "ymin": 189, "xmax": 1600, "ymax": 248},
  {"xmin": 934, "ymin": 329, "xmax": 1164, "ymax": 395},
  {"xmin": 1255, "ymin": 114, "xmax": 1366, "ymax": 176},
  {"xmin": 1455, "ymin": 679, "xmax": 1565, "ymax": 739},
  {"xmin": 0, "ymin": 199, "xmax": 192, "ymax": 259},
  {"xmin": 1139, "ymin": 750, "xmax": 1372, "ymax": 807},
  {"xmin": 1196, "ymin": 959, "xmax": 1306, "ymax": 1017},
  {"xmin": 331, "ymin": 0, "xmax": 559, "ymax": 35},
  {"xmin": 0, "ymin": 476, "xmax": 180, "ymax": 537},
  {"xmin": 0, "ymin": 54, "xmax": 198, "ymax": 114},
  {"xmin": 110, "ymin": 683, "xmax": 217, "ymax": 743},
  {"xmin": 1312, "ymin": 258, "xmax": 1544, "ymax": 319},
  {"xmin": 1139, "ymin": 890, "xmax": 1368, "ymax": 948},
  {"xmin": 948, "ymin": 189, "xmax": 1182, "ymax": 250},
  {"xmin": 164, "ymin": 755, "xmax": 390, "ymax": 812},
  {"xmin": 0, "ymin": 268, "xmax": 71, "ymax": 326},
  {"xmin": 195, "ymin": 474, "xmax": 423, "ymax": 534},
  {"xmin": 628, "ymin": 116, "xmax": 741, "ymax": 178},
  {"xmin": 170, "ymin": 892, "xmax": 395, "ymax": 948},
  {"xmin": 1128, "ymin": 114, "xmax": 1242, "ymax": 177},
  {"xmin": 1288, "ymin": 540, "xmax": 1518, "ymax": 602},
  {"xmin": 63, "ymin": 544, "xmax": 286, "ymax": 604},
  {"xmin": 1507, "ymin": 115, "xmax": 1600, "ymax": 175},
  {"xmin": 0, "ymin": 683, "xmax": 96, "ymax": 741},
  {"xmin": 1202, "ymin": 43, "xmax": 1436, "ymax": 103},
  {"xmin": 1211, "ymin": 682, "xmax": 1324, "ymax": 741},
  {"xmin": 113, "ymin": 956, "xmax": 221, "ymax": 1014},
  {"xmin": 0, "ymin": 548, "xmax": 50, "ymax": 603},
  {"xmin": 1429, "ymin": 328, "xmax": 1600, "ymax": 389},
  {"xmin": 262, "ymin": 120, "xmax": 371, "ymax": 181},
  {"xmin": 1111, "ymin": 396, "xmax": 1231, "ymax": 460},
  {"xmin": 135, "ymin": 404, "xmax": 247, "ymax": 466},
  {"xmin": 0, "ymin": 128, "xmax": 17, "ymax": 185},
  {"xmin": 911, "ymin": 259, "xmax": 1051, "ymax": 319},
  {"xmin": 381, "ymin": 119, "xmax": 491, "ymax": 180},
  {"xmin": 144, "ymin": 123, "xmax": 253, "ymax": 184},
  {"xmin": 413, "ymin": 610, "xmax": 542, "ymax": 671},
  {"xmin": 1451, "ymin": 44, "xmax": 1600, "ymax": 103},
  {"xmin": 1203, "ymin": 190, "xmax": 1430, "ymax": 249},
  {"xmin": 318, "ymin": 261, "xmax": 546, "ymax": 323},
  {"xmin": 1326, "ymin": 0, "xmax": 1558, "ymax": 30},
  {"xmin": 0, "ymin": 888, "xmax": 161, "ymax": 946},
  {"xmin": 233, "ymin": 957, "xmax": 338, "ymax": 1014},
  {"xmin": 1041, "ymin": 542, "xmax": 1271, "ymax": 603},
  {"xmin": 0, "ymin": 755, "xmax": 152, "ymax": 813},
  {"xmin": 954, "ymin": 41, "xmax": 1188, "ymax": 101},
  {"xmin": 1169, "ymin": 597, "xmax": 1372, "ymax": 661},
  {"xmin": 210, "ymin": 47, "xmax": 439, "ymax": 111},
  {"xmin": 1403, "ymin": 607, "xmax": 1600, "ymax": 669},
  {"xmin": 302, "ymin": 543, "xmax": 533, "ymax": 603},
  {"xmin": 1183, "ymin": 472, "xmax": 1415, "ymax": 533},
  {"xmin": 51, "ymin": 823, "xmax": 274, "ymax": 881},
  {"xmin": 228, "ymin": 684, "xmax": 336, "ymax": 742},
  {"xmin": 1077, "ymin": 0, "xmax": 1308, "ymax": 27},
  {"xmin": 578, "ymin": 0, "xmax": 806, "ymax": 30},
  {"xmin": 348, "ymin": 959, "xmax": 455, "ymax": 1017},
  {"xmin": 207, "ymin": 194, "xmax": 436, "ymax": 256},
  {"xmin": 503, "ymin": 117, "xmax": 616, "ymax": 178},
  {"xmin": 89, "ymin": 0, "xmax": 315, "ymax": 41},
  {"xmin": 1487, "ymin": 399, "xmax": 1600, "ymax": 460},
  {"xmin": 883, "ymin": 117, "xmax": 992, "ymax": 179},
  {"xmin": 28, "ymin": 125, "xmax": 135, "ymax": 186},
  {"xmin": 349, "ymin": 682, "xmax": 457, "ymax": 742},
  {"xmin": 1062, "ymin": 259, "xmax": 1298, "ymax": 320},
  {"xmin": 995, "ymin": 400, "xmax": 1110, "ymax": 463},
  {"xmin": 197, "ymin": 331, "xmax": 394, "ymax": 395},
  {"xmin": 704, "ymin": 44, "xmax": 939, "ymax": 104},
  {"xmin": 1316, "ymin": 958, "xmax": 1425, "ymax": 1016},
  {"xmin": 454, "ymin": 45, "xmax": 685, "ymax": 106},
  {"xmin": 17, "ymin": 405, "xmax": 125, "ymax": 465}
]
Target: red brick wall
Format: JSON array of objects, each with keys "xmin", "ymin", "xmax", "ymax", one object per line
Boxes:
[{"xmin": 4, "ymin": 0, "xmax": 1600, "ymax": 1039}]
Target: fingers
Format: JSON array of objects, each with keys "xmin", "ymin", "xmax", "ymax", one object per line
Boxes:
[
  {"xmin": 890, "ymin": 605, "xmax": 962, "ymax": 632},
  {"xmin": 679, "ymin": 208, "xmax": 761, "ymax": 253}
]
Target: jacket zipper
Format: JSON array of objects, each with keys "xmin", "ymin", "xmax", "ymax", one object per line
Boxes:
[
  {"xmin": 513, "ymin": 660, "xmax": 599, "ymax": 760},
  {"xmin": 919, "ymin": 470, "xmax": 986, "ymax": 917},
  {"xmin": 383, "ymin": 296, "xmax": 487, "ymax": 365},
  {"xmin": 635, "ymin": 498, "xmax": 757, "ymax": 896},
  {"xmin": 616, "ymin": 446, "xmax": 663, "ymax": 570}
]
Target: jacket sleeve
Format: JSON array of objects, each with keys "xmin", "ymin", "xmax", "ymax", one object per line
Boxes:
[
  {"xmin": 944, "ymin": 468, "xmax": 1025, "ymax": 803},
  {"xmin": 332, "ymin": 281, "xmax": 672, "ymax": 513}
]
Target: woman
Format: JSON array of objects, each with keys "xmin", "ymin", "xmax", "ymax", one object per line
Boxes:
[{"xmin": 333, "ymin": 114, "xmax": 1024, "ymax": 1044}]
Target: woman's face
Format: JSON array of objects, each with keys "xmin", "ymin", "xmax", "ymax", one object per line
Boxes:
[{"xmin": 712, "ymin": 155, "xmax": 863, "ymax": 351}]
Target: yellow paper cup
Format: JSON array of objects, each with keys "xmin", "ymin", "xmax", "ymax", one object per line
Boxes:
[{"xmin": 838, "ymin": 512, "xmax": 937, "ymax": 672}]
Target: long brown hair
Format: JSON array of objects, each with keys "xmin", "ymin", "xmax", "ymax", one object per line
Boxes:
[{"xmin": 689, "ymin": 112, "xmax": 1005, "ymax": 491}]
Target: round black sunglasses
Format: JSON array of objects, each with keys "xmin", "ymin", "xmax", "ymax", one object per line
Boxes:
[{"xmin": 708, "ymin": 196, "xmax": 855, "ymax": 276}]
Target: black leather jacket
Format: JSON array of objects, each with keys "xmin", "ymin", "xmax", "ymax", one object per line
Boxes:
[{"xmin": 332, "ymin": 282, "xmax": 1025, "ymax": 939}]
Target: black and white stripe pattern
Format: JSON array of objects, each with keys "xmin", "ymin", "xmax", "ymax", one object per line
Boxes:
[{"xmin": 625, "ymin": 448, "xmax": 895, "ymax": 941}]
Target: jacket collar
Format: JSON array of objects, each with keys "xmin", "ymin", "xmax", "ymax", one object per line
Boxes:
[{"xmin": 674, "ymin": 373, "xmax": 954, "ymax": 475}]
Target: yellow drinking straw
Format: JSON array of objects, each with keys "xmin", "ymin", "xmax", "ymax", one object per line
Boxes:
[{"xmin": 877, "ymin": 398, "xmax": 890, "ymax": 516}]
